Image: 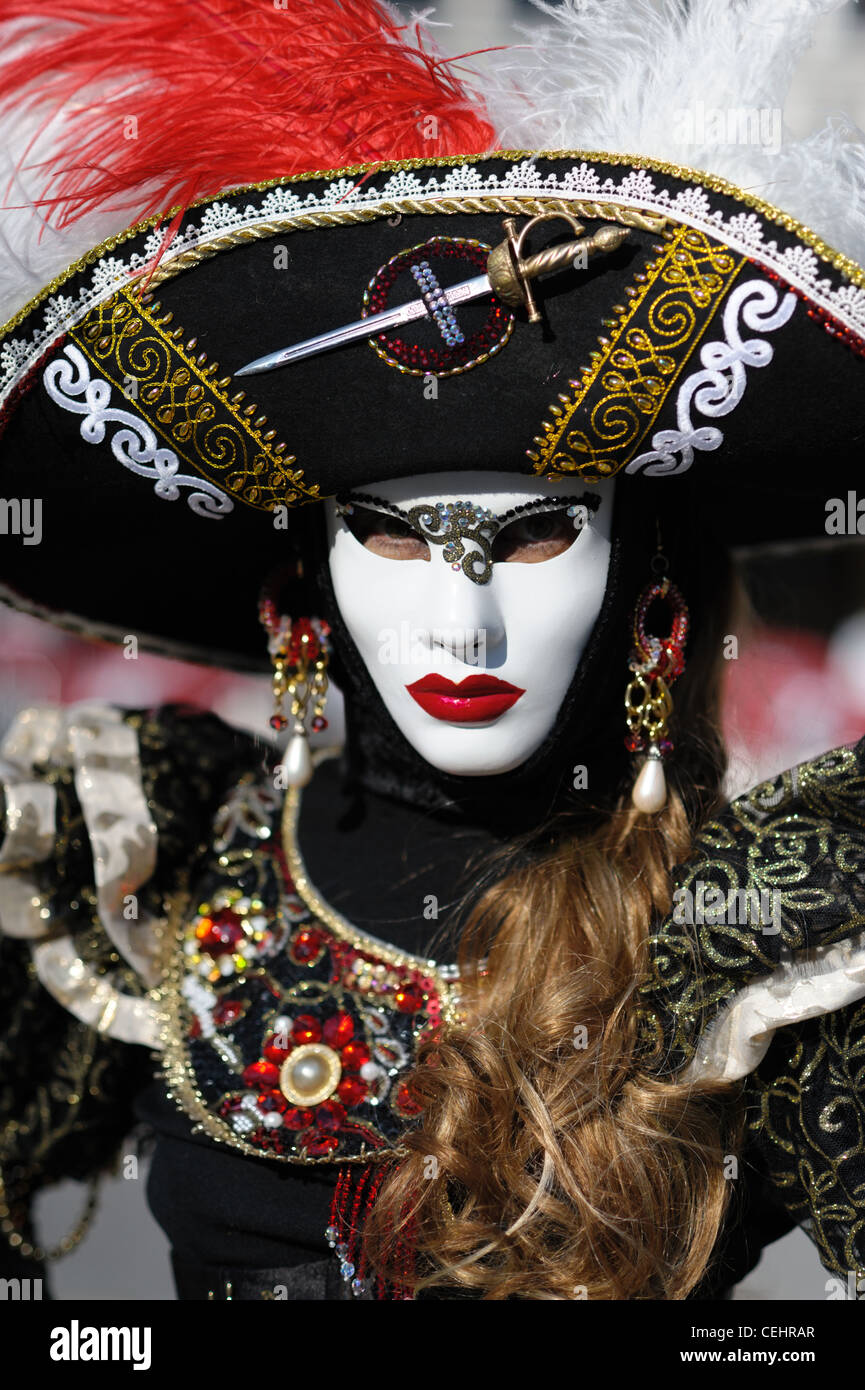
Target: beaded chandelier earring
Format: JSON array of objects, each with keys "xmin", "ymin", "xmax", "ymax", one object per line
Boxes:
[
  {"xmin": 258, "ymin": 571, "xmax": 331, "ymax": 787},
  {"xmin": 624, "ymin": 550, "xmax": 689, "ymax": 814}
]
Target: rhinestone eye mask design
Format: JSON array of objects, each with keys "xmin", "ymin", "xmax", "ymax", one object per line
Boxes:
[{"xmin": 335, "ymin": 491, "xmax": 602, "ymax": 584}]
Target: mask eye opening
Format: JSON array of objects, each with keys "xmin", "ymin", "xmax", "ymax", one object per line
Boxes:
[
  {"xmin": 336, "ymin": 496, "xmax": 430, "ymax": 560},
  {"xmin": 491, "ymin": 500, "xmax": 589, "ymax": 564}
]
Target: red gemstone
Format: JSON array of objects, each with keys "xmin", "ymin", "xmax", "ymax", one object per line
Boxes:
[
  {"xmin": 212, "ymin": 999, "xmax": 244, "ymax": 1027},
  {"xmin": 311, "ymin": 716, "xmax": 328, "ymax": 733},
  {"xmin": 336, "ymin": 1076, "xmax": 368, "ymax": 1108},
  {"xmin": 257, "ymin": 1090, "xmax": 288, "ymax": 1113},
  {"xmin": 290, "ymin": 928, "xmax": 325, "ymax": 964},
  {"xmin": 287, "ymin": 621, "xmax": 319, "ymax": 664},
  {"xmin": 315, "ymin": 1099, "xmax": 346, "ymax": 1133},
  {"xmin": 269, "ymin": 714, "xmax": 289, "ymax": 731},
  {"xmin": 323, "ymin": 1012, "xmax": 354, "ymax": 1048},
  {"xmin": 188, "ymin": 1016, "xmax": 201, "ymax": 1039},
  {"xmin": 292, "ymin": 1014, "xmax": 322, "ymax": 1045},
  {"xmin": 263, "ymin": 1032, "xmax": 292, "ymax": 1063},
  {"xmin": 299, "ymin": 1129, "xmax": 339, "ymax": 1157},
  {"xmin": 283, "ymin": 1106, "xmax": 315, "ymax": 1130},
  {"xmin": 195, "ymin": 908, "xmax": 245, "ymax": 956},
  {"xmin": 242, "ymin": 1059, "xmax": 279, "ymax": 1088},
  {"xmin": 340, "ymin": 1040, "xmax": 370, "ymax": 1071},
  {"xmin": 394, "ymin": 983, "xmax": 425, "ymax": 1014}
]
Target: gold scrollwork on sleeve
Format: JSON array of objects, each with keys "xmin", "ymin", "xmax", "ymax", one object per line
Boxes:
[{"xmin": 636, "ymin": 740, "xmax": 865, "ymax": 1073}]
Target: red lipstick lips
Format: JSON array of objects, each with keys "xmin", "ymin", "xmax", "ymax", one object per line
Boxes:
[{"xmin": 405, "ymin": 673, "xmax": 525, "ymax": 723}]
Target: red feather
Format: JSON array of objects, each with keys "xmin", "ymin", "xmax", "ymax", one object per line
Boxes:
[{"xmin": 0, "ymin": 0, "xmax": 498, "ymax": 241}]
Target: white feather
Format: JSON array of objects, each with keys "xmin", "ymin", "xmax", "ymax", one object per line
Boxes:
[
  {"xmin": 0, "ymin": 20, "xmax": 152, "ymax": 329},
  {"xmin": 0, "ymin": 108, "xmax": 144, "ymax": 330},
  {"xmin": 470, "ymin": 0, "xmax": 865, "ymax": 267}
]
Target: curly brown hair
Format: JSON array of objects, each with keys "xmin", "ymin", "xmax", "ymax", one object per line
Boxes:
[{"xmin": 363, "ymin": 550, "xmax": 746, "ymax": 1300}]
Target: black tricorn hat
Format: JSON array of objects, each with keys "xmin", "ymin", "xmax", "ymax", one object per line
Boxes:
[{"xmin": 1, "ymin": 6, "xmax": 864, "ymax": 670}]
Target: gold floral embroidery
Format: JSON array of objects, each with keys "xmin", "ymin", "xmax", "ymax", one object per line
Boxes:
[{"xmin": 69, "ymin": 288, "xmax": 319, "ymax": 509}]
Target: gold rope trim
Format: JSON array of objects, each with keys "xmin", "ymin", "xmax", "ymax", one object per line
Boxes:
[
  {"xmin": 4, "ymin": 147, "xmax": 864, "ymax": 339},
  {"xmin": 141, "ymin": 199, "xmax": 667, "ymax": 291}
]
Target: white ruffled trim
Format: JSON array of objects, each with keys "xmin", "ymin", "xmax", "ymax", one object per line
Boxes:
[
  {"xmin": 32, "ymin": 935, "xmax": 161, "ymax": 1049},
  {"xmin": 683, "ymin": 929, "xmax": 865, "ymax": 1083},
  {"xmin": 0, "ymin": 705, "xmax": 64, "ymax": 938},
  {"xmin": 0, "ymin": 701, "xmax": 162, "ymax": 1047},
  {"xmin": 66, "ymin": 705, "xmax": 160, "ymax": 987},
  {"xmin": 0, "ymin": 777, "xmax": 56, "ymax": 871}
]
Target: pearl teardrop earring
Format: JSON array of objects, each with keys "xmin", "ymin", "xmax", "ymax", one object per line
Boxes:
[
  {"xmin": 624, "ymin": 558, "xmax": 689, "ymax": 814},
  {"xmin": 258, "ymin": 577, "xmax": 331, "ymax": 788}
]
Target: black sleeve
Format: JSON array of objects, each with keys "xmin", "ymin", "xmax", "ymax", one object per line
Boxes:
[
  {"xmin": 743, "ymin": 997, "xmax": 865, "ymax": 1280},
  {"xmin": 0, "ymin": 932, "xmax": 154, "ymax": 1288}
]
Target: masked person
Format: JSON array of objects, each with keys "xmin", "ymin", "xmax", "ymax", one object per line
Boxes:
[{"xmin": 1, "ymin": 0, "xmax": 864, "ymax": 1302}]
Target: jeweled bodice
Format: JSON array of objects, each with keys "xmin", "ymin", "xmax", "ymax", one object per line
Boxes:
[{"xmin": 159, "ymin": 765, "xmax": 460, "ymax": 1165}]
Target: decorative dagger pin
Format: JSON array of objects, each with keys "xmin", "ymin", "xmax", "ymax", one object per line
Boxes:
[{"xmin": 235, "ymin": 213, "xmax": 629, "ymax": 376}]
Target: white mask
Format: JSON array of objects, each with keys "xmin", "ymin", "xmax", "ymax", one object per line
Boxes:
[{"xmin": 325, "ymin": 471, "xmax": 615, "ymax": 777}]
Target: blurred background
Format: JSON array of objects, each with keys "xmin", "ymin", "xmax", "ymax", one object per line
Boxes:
[{"xmin": 8, "ymin": 0, "xmax": 865, "ymax": 1301}]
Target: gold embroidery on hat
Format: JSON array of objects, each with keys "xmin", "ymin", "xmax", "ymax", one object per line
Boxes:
[
  {"xmin": 69, "ymin": 288, "xmax": 319, "ymax": 510},
  {"xmin": 528, "ymin": 226, "xmax": 744, "ymax": 480}
]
